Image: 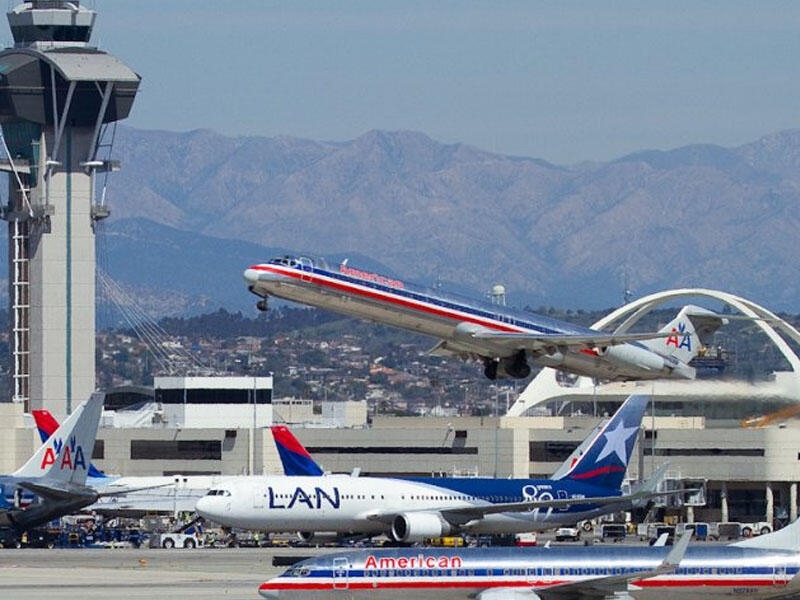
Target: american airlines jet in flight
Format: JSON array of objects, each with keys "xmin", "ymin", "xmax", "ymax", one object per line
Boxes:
[
  {"xmin": 197, "ymin": 395, "xmax": 671, "ymax": 543},
  {"xmin": 259, "ymin": 520, "xmax": 800, "ymax": 599},
  {"xmin": 244, "ymin": 255, "xmax": 723, "ymax": 381}
]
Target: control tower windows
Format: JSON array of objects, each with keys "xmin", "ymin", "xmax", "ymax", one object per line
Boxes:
[{"xmin": 11, "ymin": 25, "xmax": 91, "ymax": 44}]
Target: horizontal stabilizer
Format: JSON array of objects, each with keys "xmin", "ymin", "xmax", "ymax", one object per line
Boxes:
[
  {"xmin": 733, "ymin": 517, "xmax": 800, "ymax": 551},
  {"xmin": 18, "ymin": 480, "xmax": 98, "ymax": 504}
]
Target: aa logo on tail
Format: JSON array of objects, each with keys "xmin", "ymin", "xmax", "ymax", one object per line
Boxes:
[
  {"xmin": 665, "ymin": 322, "xmax": 692, "ymax": 351},
  {"xmin": 40, "ymin": 435, "xmax": 87, "ymax": 472}
]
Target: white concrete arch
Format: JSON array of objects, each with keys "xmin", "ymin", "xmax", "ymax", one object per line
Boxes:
[{"xmin": 506, "ymin": 289, "xmax": 800, "ymax": 417}]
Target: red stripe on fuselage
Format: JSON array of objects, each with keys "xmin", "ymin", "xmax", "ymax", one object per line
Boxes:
[
  {"xmin": 250, "ymin": 264, "xmax": 527, "ymax": 335},
  {"xmin": 566, "ymin": 465, "xmax": 624, "ymax": 480},
  {"xmin": 259, "ymin": 577, "xmax": 782, "ymax": 592}
]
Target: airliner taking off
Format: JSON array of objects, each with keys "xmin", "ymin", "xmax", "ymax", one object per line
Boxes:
[
  {"xmin": 197, "ymin": 395, "xmax": 671, "ymax": 543},
  {"xmin": 244, "ymin": 256, "xmax": 723, "ymax": 381},
  {"xmin": 259, "ymin": 520, "xmax": 800, "ymax": 599}
]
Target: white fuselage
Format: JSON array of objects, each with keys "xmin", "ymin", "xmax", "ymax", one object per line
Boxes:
[
  {"xmin": 195, "ymin": 474, "xmax": 630, "ymax": 537},
  {"xmin": 259, "ymin": 545, "xmax": 800, "ymax": 599}
]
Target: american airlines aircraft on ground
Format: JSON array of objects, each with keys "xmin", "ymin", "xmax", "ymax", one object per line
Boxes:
[
  {"xmin": 32, "ymin": 409, "xmax": 225, "ymax": 517},
  {"xmin": 259, "ymin": 521, "xmax": 800, "ymax": 599},
  {"xmin": 244, "ymin": 255, "xmax": 723, "ymax": 381},
  {"xmin": 0, "ymin": 394, "xmax": 103, "ymax": 531},
  {"xmin": 197, "ymin": 395, "xmax": 670, "ymax": 543}
]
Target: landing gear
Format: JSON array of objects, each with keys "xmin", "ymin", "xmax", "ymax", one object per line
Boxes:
[
  {"xmin": 483, "ymin": 351, "xmax": 531, "ymax": 380},
  {"xmin": 506, "ymin": 350, "xmax": 531, "ymax": 379},
  {"xmin": 256, "ymin": 298, "xmax": 268, "ymax": 312}
]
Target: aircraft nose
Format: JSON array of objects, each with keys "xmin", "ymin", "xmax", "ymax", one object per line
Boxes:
[
  {"xmin": 194, "ymin": 495, "xmax": 222, "ymax": 519},
  {"xmin": 258, "ymin": 583, "xmax": 280, "ymax": 598},
  {"xmin": 243, "ymin": 268, "xmax": 261, "ymax": 284}
]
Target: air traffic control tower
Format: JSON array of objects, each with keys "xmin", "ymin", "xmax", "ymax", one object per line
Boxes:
[{"xmin": 0, "ymin": 2, "xmax": 140, "ymax": 416}]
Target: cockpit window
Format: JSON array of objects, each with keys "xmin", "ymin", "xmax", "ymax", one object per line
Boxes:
[
  {"xmin": 206, "ymin": 489, "xmax": 231, "ymax": 497},
  {"xmin": 288, "ymin": 567, "xmax": 311, "ymax": 577}
]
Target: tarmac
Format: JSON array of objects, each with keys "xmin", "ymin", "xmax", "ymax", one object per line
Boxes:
[{"xmin": 0, "ymin": 547, "xmax": 317, "ymax": 599}]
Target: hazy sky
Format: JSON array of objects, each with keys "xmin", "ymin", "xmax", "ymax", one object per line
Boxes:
[{"xmin": 81, "ymin": 1, "xmax": 800, "ymax": 164}]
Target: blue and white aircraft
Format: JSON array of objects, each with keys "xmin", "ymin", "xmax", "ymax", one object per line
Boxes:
[
  {"xmin": 197, "ymin": 395, "xmax": 670, "ymax": 543},
  {"xmin": 0, "ymin": 393, "xmax": 103, "ymax": 531},
  {"xmin": 259, "ymin": 521, "xmax": 800, "ymax": 599},
  {"xmin": 244, "ymin": 256, "xmax": 723, "ymax": 381}
]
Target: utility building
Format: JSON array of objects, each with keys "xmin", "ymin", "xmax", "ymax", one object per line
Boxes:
[{"xmin": 0, "ymin": 1, "xmax": 140, "ymax": 416}]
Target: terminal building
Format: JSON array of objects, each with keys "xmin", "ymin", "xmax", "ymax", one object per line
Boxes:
[{"xmin": 1, "ymin": 289, "xmax": 800, "ymax": 531}]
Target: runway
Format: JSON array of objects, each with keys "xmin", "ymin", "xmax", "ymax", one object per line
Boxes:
[{"xmin": 0, "ymin": 547, "xmax": 316, "ymax": 599}]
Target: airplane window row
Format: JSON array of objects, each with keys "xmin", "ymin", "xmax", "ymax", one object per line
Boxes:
[
  {"xmin": 405, "ymin": 495, "xmax": 475, "ymax": 501},
  {"xmin": 370, "ymin": 569, "xmax": 461, "ymax": 578},
  {"xmin": 677, "ymin": 566, "xmax": 744, "ymax": 575}
]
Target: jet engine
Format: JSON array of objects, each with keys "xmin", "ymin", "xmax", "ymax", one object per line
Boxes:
[
  {"xmin": 390, "ymin": 513, "xmax": 451, "ymax": 543},
  {"xmin": 484, "ymin": 351, "xmax": 531, "ymax": 380}
]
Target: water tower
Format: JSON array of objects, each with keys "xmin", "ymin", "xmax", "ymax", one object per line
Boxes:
[{"xmin": 0, "ymin": 1, "xmax": 140, "ymax": 416}]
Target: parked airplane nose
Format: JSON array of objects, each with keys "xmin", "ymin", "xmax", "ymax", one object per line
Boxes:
[
  {"xmin": 194, "ymin": 495, "xmax": 223, "ymax": 520},
  {"xmin": 258, "ymin": 583, "xmax": 280, "ymax": 598}
]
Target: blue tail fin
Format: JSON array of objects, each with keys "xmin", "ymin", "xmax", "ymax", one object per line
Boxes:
[
  {"xmin": 558, "ymin": 394, "xmax": 649, "ymax": 490},
  {"xmin": 271, "ymin": 426, "xmax": 324, "ymax": 476}
]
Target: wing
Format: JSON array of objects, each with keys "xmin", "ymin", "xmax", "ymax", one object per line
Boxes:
[
  {"xmin": 470, "ymin": 330, "xmax": 670, "ymax": 353},
  {"xmin": 18, "ymin": 480, "xmax": 98, "ymax": 503},
  {"xmin": 365, "ymin": 489, "xmax": 686, "ymax": 528},
  {"xmin": 531, "ymin": 533, "xmax": 691, "ymax": 599},
  {"xmin": 429, "ymin": 322, "xmax": 668, "ymax": 359}
]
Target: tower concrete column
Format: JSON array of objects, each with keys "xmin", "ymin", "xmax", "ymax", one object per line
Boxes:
[
  {"xmin": 791, "ymin": 483, "xmax": 798, "ymax": 522},
  {"xmin": 720, "ymin": 481, "xmax": 728, "ymax": 523},
  {"xmin": 0, "ymin": 1, "xmax": 139, "ymax": 416},
  {"xmin": 766, "ymin": 482, "xmax": 774, "ymax": 526}
]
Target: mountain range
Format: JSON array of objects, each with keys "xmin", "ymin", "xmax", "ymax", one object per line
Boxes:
[{"xmin": 9, "ymin": 126, "xmax": 800, "ymax": 318}]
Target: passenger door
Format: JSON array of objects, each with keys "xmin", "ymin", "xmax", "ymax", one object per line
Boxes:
[{"xmin": 332, "ymin": 557, "xmax": 349, "ymax": 590}]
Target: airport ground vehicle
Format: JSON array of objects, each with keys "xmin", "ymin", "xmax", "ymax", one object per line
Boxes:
[
  {"xmin": 150, "ymin": 531, "xmax": 204, "ymax": 549},
  {"xmin": 554, "ymin": 526, "xmax": 580, "ymax": 541}
]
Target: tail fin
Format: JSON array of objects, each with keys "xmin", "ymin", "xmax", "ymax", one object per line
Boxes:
[
  {"xmin": 271, "ymin": 425, "xmax": 324, "ymax": 476},
  {"xmin": 550, "ymin": 420, "xmax": 607, "ymax": 479},
  {"xmin": 558, "ymin": 394, "xmax": 648, "ymax": 490},
  {"xmin": 32, "ymin": 408, "xmax": 108, "ymax": 479},
  {"xmin": 733, "ymin": 518, "xmax": 800, "ymax": 551},
  {"xmin": 14, "ymin": 393, "xmax": 104, "ymax": 485},
  {"xmin": 641, "ymin": 305, "xmax": 724, "ymax": 368}
]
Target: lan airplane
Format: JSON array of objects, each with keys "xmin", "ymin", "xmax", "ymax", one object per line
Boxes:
[
  {"xmin": 0, "ymin": 394, "xmax": 103, "ymax": 531},
  {"xmin": 197, "ymin": 395, "xmax": 670, "ymax": 543},
  {"xmin": 244, "ymin": 255, "xmax": 723, "ymax": 381},
  {"xmin": 259, "ymin": 521, "xmax": 800, "ymax": 599}
]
